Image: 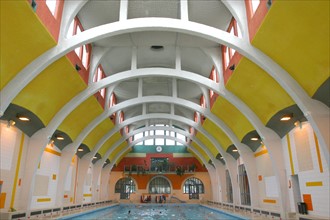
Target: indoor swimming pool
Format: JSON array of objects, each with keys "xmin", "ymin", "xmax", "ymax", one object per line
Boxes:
[{"xmin": 58, "ymin": 204, "xmax": 248, "ymax": 220}]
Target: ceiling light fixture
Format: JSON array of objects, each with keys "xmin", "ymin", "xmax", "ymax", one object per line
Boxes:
[
  {"xmin": 93, "ymin": 156, "xmax": 97, "ymax": 159},
  {"xmin": 56, "ymin": 135, "xmax": 64, "ymax": 140},
  {"xmin": 232, "ymin": 149, "xmax": 238, "ymax": 152},
  {"xmin": 17, "ymin": 115, "xmax": 30, "ymax": 121},
  {"xmin": 250, "ymin": 137, "xmax": 259, "ymax": 141},
  {"xmin": 77, "ymin": 148, "xmax": 84, "ymax": 152},
  {"xmin": 280, "ymin": 114, "xmax": 293, "ymax": 121}
]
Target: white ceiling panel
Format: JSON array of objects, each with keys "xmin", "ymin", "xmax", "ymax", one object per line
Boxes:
[
  {"xmin": 188, "ymin": 0, "xmax": 232, "ymax": 30},
  {"xmin": 78, "ymin": 0, "xmax": 120, "ymax": 29},
  {"xmin": 128, "ymin": 0, "xmax": 180, "ymax": 19}
]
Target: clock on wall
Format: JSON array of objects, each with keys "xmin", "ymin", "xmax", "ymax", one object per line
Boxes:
[{"xmin": 156, "ymin": 146, "xmax": 162, "ymax": 152}]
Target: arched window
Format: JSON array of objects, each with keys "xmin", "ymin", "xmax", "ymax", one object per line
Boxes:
[
  {"xmin": 115, "ymin": 177, "xmax": 136, "ymax": 199},
  {"xmin": 226, "ymin": 170, "xmax": 233, "ymax": 203},
  {"xmin": 238, "ymin": 164, "xmax": 251, "ymax": 205},
  {"xmin": 183, "ymin": 177, "xmax": 204, "ymax": 200},
  {"xmin": 148, "ymin": 177, "xmax": 171, "ymax": 194}
]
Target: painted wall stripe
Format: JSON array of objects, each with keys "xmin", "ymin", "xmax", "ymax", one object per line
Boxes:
[
  {"xmin": 286, "ymin": 134, "xmax": 295, "ymax": 175},
  {"xmin": 10, "ymin": 133, "xmax": 25, "ymax": 208},
  {"xmin": 254, "ymin": 149, "xmax": 268, "ymax": 157},
  {"xmin": 313, "ymin": 132, "xmax": 323, "ymax": 173},
  {"xmin": 37, "ymin": 198, "xmax": 51, "ymax": 202},
  {"xmin": 306, "ymin": 181, "xmax": 323, "ymax": 187},
  {"xmin": 263, "ymin": 199, "xmax": 276, "ymax": 204},
  {"xmin": 83, "ymin": 194, "xmax": 92, "ymax": 197},
  {"xmin": 45, "ymin": 147, "xmax": 61, "ymax": 156}
]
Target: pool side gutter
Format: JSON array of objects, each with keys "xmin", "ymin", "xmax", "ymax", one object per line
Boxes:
[
  {"xmin": 56, "ymin": 203, "xmax": 119, "ymax": 219},
  {"xmin": 200, "ymin": 204, "xmax": 250, "ymax": 220}
]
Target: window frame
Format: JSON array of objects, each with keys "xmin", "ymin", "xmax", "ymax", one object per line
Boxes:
[
  {"xmin": 115, "ymin": 177, "xmax": 136, "ymax": 200},
  {"xmin": 183, "ymin": 177, "xmax": 205, "ymax": 200},
  {"xmin": 148, "ymin": 176, "xmax": 171, "ymax": 194}
]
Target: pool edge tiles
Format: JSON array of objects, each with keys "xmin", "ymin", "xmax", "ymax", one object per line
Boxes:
[
  {"xmin": 201, "ymin": 204, "xmax": 250, "ymax": 220},
  {"xmin": 57, "ymin": 203, "xmax": 249, "ymax": 220},
  {"xmin": 57, "ymin": 204, "xmax": 119, "ymax": 220}
]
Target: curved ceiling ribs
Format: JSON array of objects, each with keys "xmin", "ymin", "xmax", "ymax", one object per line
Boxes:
[{"xmin": 1, "ymin": 0, "xmax": 329, "ymax": 168}]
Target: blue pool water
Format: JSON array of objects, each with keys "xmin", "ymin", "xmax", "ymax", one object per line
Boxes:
[{"xmin": 59, "ymin": 204, "xmax": 248, "ymax": 220}]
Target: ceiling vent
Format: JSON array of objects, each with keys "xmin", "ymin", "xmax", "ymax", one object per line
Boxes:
[{"xmin": 150, "ymin": 45, "xmax": 164, "ymax": 51}]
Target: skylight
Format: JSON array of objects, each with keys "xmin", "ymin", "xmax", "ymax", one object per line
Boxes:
[{"xmin": 45, "ymin": 0, "xmax": 57, "ymax": 16}]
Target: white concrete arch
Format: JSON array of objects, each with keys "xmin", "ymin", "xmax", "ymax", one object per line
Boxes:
[
  {"xmin": 19, "ymin": 93, "xmax": 257, "ymax": 210},
  {"xmin": 222, "ymin": 0, "xmax": 249, "ymax": 40},
  {"xmin": 63, "ymin": 96, "xmax": 243, "ymax": 162},
  {"xmin": 54, "ymin": 113, "xmax": 223, "ymax": 206},
  {"xmin": 58, "ymin": 0, "xmax": 87, "ymax": 42},
  {"xmin": 85, "ymin": 114, "xmax": 248, "ymax": 206},
  {"xmin": 87, "ymin": 46, "xmax": 111, "ymax": 85},
  {"xmin": 44, "ymin": 68, "xmax": 219, "ymax": 137},
  {"xmin": 1, "ymin": 17, "xmax": 327, "ymax": 165},
  {"xmin": 89, "ymin": 114, "xmax": 235, "ymax": 171},
  {"xmin": 100, "ymin": 131, "xmax": 215, "ymax": 165},
  {"xmin": 109, "ymin": 135, "xmax": 210, "ymax": 171}
]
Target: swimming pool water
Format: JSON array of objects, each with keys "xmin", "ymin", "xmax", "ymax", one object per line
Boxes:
[{"xmin": 59, "ymin": 204, "xmax": 248, "ymax": 220}]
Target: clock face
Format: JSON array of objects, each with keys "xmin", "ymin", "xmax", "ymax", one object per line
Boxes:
[{"xmin": 156, "ymin": 146, "xmax": 162, "ymax": 152}]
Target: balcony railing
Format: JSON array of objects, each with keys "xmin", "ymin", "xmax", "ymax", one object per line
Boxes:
[{"xmin": 123, "ymin": 163, "xmax": 196, "ymax": 175}]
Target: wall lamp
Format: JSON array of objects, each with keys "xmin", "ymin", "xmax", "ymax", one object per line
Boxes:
[
  {"xmin": 7, "ymin": 120, "xmax": 16, "ymax": 128},
  {"xmin": 294, "ymin": 120, "xmax": 302, "ymax": 129},
  {"xmin": 48, "ymin": 139, "xmax": 54, "ymax": 145}
]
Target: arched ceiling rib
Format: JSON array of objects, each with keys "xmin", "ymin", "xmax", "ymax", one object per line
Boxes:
[{"xmin": 1, "ymin": 1, "xmax": 329, "ymax": 166}]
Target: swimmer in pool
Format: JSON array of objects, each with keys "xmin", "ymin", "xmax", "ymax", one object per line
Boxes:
[{"xmin": 128, "ymin": 210, "xmax": 131, "ymax": 214}]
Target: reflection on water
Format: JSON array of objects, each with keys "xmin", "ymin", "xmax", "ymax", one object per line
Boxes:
[{"xmin": 66, "ymin": 204, "xmax": 245, "ymax": 220}]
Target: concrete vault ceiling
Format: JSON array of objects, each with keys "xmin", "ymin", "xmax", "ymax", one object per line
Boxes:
[{"xmin": 1, "ymin": 0, "xmax": 329, "ymax": 168}]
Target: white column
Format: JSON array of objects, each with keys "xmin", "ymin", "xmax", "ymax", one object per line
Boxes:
[
  {"xmin": 16, "ymin": 128, "xmax": 48, "ymax": 211},
  {"xmin": 216, "ymin": 162, "xmax": 227, "ymax": 202},
  {"xmin": 236, "ymin": 144, "xmax": 260, "ymax": 208},
  {"xmin": 91, "ymin": 161, "xmax": 103, "ymax": 202},
  {"xmin": 100, "ymin": 165, "xmax": 112, "ymax": 201},
  {"xmin": 55, "ymin": 147, "xmax": 77, "ymax": 207},
  {"xmin": 75, "ymin": 157, "xmax": 92, "ymax": 204}
]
